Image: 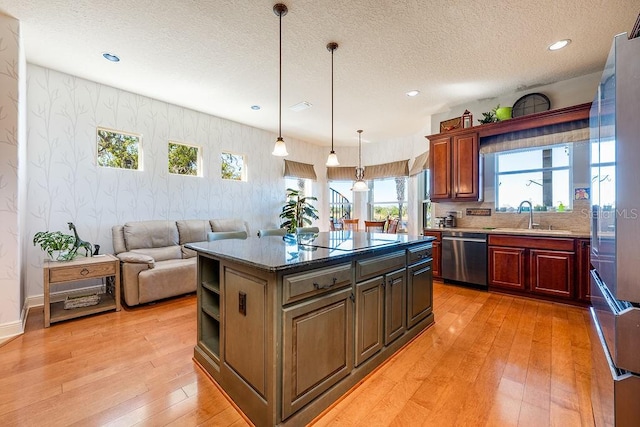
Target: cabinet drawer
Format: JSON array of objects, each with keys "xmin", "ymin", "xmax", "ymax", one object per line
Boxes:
[
  {"xmin": 283, "ymin": 263, "xmax": 352, "ymax": 305},
  {"xmin": 407, "ymin": 244, "xmax": 432, "ymax": 265},
  {"xmin": 49, "ymin": 261, "xmax": 116, "ymax": 283},
  {"xmin": 356, "ymin": 251, "xmax": 405, "ymax": 282}
]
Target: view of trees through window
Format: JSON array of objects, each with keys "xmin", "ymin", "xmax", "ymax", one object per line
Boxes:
[
  {"xmin": 221, "ymin": 152, "xmax": 245, "ymax": 181},
  {"xmin": 97, "ymin": 128, "xmax": 140, "ymax": 170},
  {"xmin": 168, "ymin": 142, "xmax": 200, "ymax": 176},
  {"xmin": 371, "ymin": 177, "xmax": 407, "ymax": 229},
  {"xmin": 495, "ymin": 144, "xmax": 571, "ymax": 211}
]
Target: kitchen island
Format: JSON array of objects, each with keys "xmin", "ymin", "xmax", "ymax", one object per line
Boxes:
[{"xmin": 186, "ymin": 231, "xmax": 434, "ymax": 426}]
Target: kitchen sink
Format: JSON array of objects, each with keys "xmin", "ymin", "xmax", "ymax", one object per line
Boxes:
[{"xmin": 493, "ymin": 228, "xmax": 572, "ymax": 235}]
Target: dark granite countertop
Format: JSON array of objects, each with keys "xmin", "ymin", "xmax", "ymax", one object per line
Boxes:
[{"xmin": 186, "ymin": 231, "xmax": 433, "ymax": 272}]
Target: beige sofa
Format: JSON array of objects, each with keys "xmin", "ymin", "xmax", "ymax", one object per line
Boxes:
[{"xmin": 112, "ymin": 218, "xmax": 249, "ymax": 306}]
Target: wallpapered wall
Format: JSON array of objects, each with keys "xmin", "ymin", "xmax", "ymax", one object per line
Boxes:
[
  {"xmin": 24, "ymin": 65, "xmax": 333, "ymax": 299},
  {"xmin": 0, "ymin": 14, "xmax": 21, "ymax": 327}
]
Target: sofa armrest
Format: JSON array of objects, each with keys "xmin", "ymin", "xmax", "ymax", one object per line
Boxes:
[{"xmin": 117, "ymin": 251, "xmax": 155, "ymax": 268}]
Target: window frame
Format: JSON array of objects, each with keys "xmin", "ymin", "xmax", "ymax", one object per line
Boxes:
[
  {"xmin": 369, "ymin": 176, "xmax": 408, "ymax": 227},
  {"xmin": 221, "ymin": 151, "xmax": 247, "ymax": 181},
  {"xmin": 168, "ymin": 140, "xmax": 202, "ymax": 177},
  {"xmin": 96, "ymin": 127, "xmax": 142, "ymax": 171}
]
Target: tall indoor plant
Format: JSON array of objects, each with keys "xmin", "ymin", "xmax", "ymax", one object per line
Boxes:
[{"xmin": 279, "ymin": 188, "xmax": 319, "ymax": 234}]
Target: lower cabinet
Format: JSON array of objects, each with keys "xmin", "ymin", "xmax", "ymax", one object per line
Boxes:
[
  {"xmin": 407, "ymin": 259, "xmax": 433, "ymax": 329},
  {"xmin": 282, "ymin": 288, "xmax": 354, "ymax": 420},
  {"xmin": 355, "ymin": 277, "xmax": 384, "ymax": 366},
  {"xmin": 488, "ymin": 235, "xmax": 575, "ymax": 301},
  {"xmin": 576, "ymin": 238, "xmax": 591, "ymax": 303},
  {"xmin": 423, "ymin": 230, "xmax": 442, "ymax": 278},
  {"xmin": 384, "ymin": 269, "xmax": 407, "ymax": 345}
]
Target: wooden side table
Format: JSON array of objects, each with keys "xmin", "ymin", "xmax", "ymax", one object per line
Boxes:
[{"xmin": 43, "ymin": 254, "xmax": 121, "ymax": 327}]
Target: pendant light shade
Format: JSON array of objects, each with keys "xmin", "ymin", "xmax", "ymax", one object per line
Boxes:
[
  {"xmin": 272, "ymin": 3, "xmax": 289, "ymax": 157},
  {"xmin": 352, "ymin": 129, "xmax": 368, "ymax": 191},
  {"xmin": 326, "ymin": 42, "xmax": 339, "ymax": 166}
]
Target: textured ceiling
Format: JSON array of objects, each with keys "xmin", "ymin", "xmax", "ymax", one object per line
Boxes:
[{"xmin": 0, "ymin": 1, "xmax": 637, "ymax": 146}]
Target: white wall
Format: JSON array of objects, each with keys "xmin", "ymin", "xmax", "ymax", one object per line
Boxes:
[
  {"xmin": 430, "ymin": 72, "xmax": 601, "ymax": 132},
  {"xmin": 0, "ymin": 13, "xmax": 23, "ymax": 337}
]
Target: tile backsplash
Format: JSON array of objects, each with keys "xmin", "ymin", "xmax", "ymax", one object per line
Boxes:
[{"xmin": 432, "ymin": 199, "xmax": 590, "ymax": 232}]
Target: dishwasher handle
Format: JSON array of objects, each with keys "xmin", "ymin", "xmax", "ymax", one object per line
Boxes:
[{"xmin": 442, "ymin": 236, "xmax": 486, "ymax": 243}]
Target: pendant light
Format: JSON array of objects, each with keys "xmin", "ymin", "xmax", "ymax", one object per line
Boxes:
[
  {"xmin": 325, "ymin": 42, "xmax": 340, "ymax": 166},
  {"xmin": 272, "ymin": 3, "xmax": 289, "ymax": 156},
  {"xmin": 352, "ymin": 129, "xmax": 368, "ymax": 191}
]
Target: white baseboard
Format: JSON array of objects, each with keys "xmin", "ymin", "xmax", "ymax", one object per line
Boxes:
[{"xmin": 0, "ymin": 284, "xmax": 105, "ymax": 341}]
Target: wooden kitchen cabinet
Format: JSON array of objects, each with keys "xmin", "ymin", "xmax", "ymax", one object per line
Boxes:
[
  {"xmin": 423, "ymin": 230, "xmax": 441, "ymax": 278},
  {"xmin": 427, "ymin": 131, "xmax": 480, "ymax": 202},
  {"xmin": 384, "ymin": 269, "xmax": 407, "ymax": 345},
  {"xmin": 576, "ymin": 238, "xmax": 591, "ymax": 303},
  {"xmin": 488, "ymin": 235, "xmax": 575, "ymax": 301},
  {"xmin": 407, "ymin": 260, "xmax": 433, "ymax": 329},
  {"xmin": 355, "ymin": 277, "xmax": 384, "ymax": 366}
]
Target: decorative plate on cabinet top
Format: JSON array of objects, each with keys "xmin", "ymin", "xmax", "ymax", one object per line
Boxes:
[{"xmin": 511, "ymin": 93, "xmax": 551, "ymax": 117}]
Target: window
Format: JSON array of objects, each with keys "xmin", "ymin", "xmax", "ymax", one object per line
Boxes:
[
  {"xmin": 168, "ymin": 141, "xmax": 201, "ymax": 176},
  {"xmin": 590, "ymin": 138, "xmax": 615, "ymax": 209},
  {"xmin": 221, "ymin": 152, "xmax": 246, "ymax": 181},
  {"xmin": 371, "ymin": 177, "xmax": 407, "ymax": 229},
  {"xmin": 329, "ymin": 181, "xmax": 353, "ymax": 223},
  {"xmin": 421, "ymin": 170, "xmax": 431, "ymax": 228},
  {"xmin": 495, "ymin": 144, "xmax": 572, "ymax": 212},
  {"xmin": 97, "ymin": 127, "xmax": 141, "ymax": 170}
]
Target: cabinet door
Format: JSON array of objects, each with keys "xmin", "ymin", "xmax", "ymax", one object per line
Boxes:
[
  {"xmin": 432, "ymin": 241, "xmax": 442, "ymax": 278},
  {"xmin": 282, "ymin": 288, "xmax": 354, "ymax": 420},
  {"xmin": 429, "ymin": 136, "xmax": 451, "ymax": 201},
  {"xmin": 407, "ymin": 260, "xmax": 433, "ymax": 329},
  {"xmin": 384, "ymin": 270, "xmax": 407, "ymax": 345},
  {"xmin": 223, "ymin": 267, "xmax": 267, "ymax": 397},
  {"xmin": 452, "ymin": 133, "xmax": 479, "ymax": 200},
  {"xmin": 530, "ymin": 249, "xmax": 574, "ymax": 299},
  {"xmin": 488, "ymin": 246, "xmax": 526, "ymax": 291},
  {"xmin": 576, "ymin": 239, "xmax": 591, "ymax": 303},
  {"xmin": 355, "ymin": 277, "xmax": 384, "ymax": 366}
]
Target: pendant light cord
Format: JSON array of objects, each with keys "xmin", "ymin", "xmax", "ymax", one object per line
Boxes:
[
  {"xmin": 278, "ymin": 10, "xmax": 282, "ymax": 139},
  {"xmin": 331, "ymin": 46, "xmax": 334, "ymax": 152}
]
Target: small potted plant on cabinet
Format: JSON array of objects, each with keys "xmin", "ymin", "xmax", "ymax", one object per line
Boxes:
[
  {"xmin": 33, "ymin": 230, "xmax": 77, "ymax": 261},
  {"xmin": 279, "ymin": 188, "xmax": 320, "ymax": 234}
]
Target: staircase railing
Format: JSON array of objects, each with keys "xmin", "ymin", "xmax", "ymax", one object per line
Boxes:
[{"xmin": 329, "ymin": 188, "xmax": 351, "ymax": 224}]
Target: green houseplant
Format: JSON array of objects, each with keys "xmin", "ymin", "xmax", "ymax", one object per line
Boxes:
[
  {"xmin": 279, "ymin": 188, "xmax": 320, "ymax": 234},
  {"xmin": 33, "ymin": 231, "xmax": 77, "ymax": 261}
]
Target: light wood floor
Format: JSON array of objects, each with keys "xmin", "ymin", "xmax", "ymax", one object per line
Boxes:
[{"xmin": 0, "ymin": 281, "xmax": 595, "ymax": 426}]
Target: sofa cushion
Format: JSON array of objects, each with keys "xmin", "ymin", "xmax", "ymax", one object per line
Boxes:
[
  {"xmin": 131, "ymin": 245, "xmax": 182, "ymax": 262},
  {"xmin": 124, "ymin": 220, "xmax": 179, "ymax": 250},
  {"xmin": 210, "ymin": 218, "xmax": 248, "ymax": 233},
  {"xmin": 181, "ymin": 245, "xmax": 198, "ymax": 259},
  {"xmin": 176, "ymin": 220, "xmax": 211, "ymax": 244},
  {"xmin": 138, "ymin": 258, "xmax": 196, "ymax": 304}
]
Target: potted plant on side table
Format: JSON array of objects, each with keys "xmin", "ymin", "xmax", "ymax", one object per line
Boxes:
[
  {"xmin": 279, "ymin": 188, "xmax": 320, "ymax": 234},
  {"xmin": 33, "ymin": 230, "xmax": 77, "ymax": 261}
]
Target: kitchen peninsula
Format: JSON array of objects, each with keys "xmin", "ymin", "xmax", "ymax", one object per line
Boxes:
[{"xmin": 186, "ymin": 232, "xmax": 434, "ymax": 426}]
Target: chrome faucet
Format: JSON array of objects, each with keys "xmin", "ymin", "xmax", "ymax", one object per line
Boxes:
[{"xmin": 517, "ymin": 200, "xmax": 534, "ymax": 229}]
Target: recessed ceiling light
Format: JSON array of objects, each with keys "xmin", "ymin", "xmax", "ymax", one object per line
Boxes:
[
  {"xmin": 250, "ymin": 105, "xmax": 261, "ymax": 110},
  {"xmin": 289, "ymin": 101, "xmax": 312, "ymax": 112},
  {"xmin": 548, "ymin": 39, "xmax": 571, "ymax": 51},
  {"xmin": 102, "ymin": 52, "xmax": 120, "ymax": 62},
  {"xmin": 406, "ymin": 90, "xmax": 420, "ymax": 97}
]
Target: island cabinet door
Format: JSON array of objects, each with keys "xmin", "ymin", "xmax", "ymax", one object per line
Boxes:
[
  {"xmin": 222, "ymin": 267, "xmax": 268, "ymax": 399},
  {"xmin": 384, "ymin": 269, "xmax": 407, "ymax": 346},
  {"xmin": 530, "ymin": 249, "xmax": 574, "ymax": 299},
  {"xmin": 355, "ymin": 277, "xmax": 384, "ymax": 366},
  {"xmin": 488, "ymin": 246, "xmax": 526, "ymax": 291},
  {"xmin": 282, "ymin": 288, "xmax": 354, "ymax": 420},
  {"xmin": 407, "ymin": 260, "xmax": 433, "ymax": 329}
]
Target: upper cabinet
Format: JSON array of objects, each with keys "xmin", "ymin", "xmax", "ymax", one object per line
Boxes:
[
  {"xmin": 426, "ymin": 103, "xmax": 592, "ymax": 203},
  {"xmin": 428, "ymin": 130, "xmax": 479, "ymax": 202}
]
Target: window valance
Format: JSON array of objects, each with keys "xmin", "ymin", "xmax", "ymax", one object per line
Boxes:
[
  {"xmin": 479, "ymin": 119, "xmax": 589, "ymax": 154},
  {"xmin": 327, "ymin": 160, "xmax": 409, "ymax": 181},
  {"xmin": 408, "ymin": 151, "xmax": 429, "ymax": 176},
  {"xmin": 283, "ymin": 159, "xmax": 317, "ymax": 181}
]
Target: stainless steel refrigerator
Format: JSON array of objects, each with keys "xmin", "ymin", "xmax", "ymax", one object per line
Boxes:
[{"xmin": 589, "ymin": 31, "xmax": 640, "ymax": 426}]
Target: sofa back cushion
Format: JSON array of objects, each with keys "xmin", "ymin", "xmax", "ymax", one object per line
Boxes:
[
  {"xmin": 210, "ymin": 218, "xmax": 249, "ymax": 234},
  {"xmin": 124, "ymin": 220, "xmax": 179, "ymax": 250},
  {"xmin": 132, "ymin": 246, "xmax": 182, "ymax": 262},
  {"xmin": 176, "ymin": 219, "xmax": 211, "ymax": 244}
]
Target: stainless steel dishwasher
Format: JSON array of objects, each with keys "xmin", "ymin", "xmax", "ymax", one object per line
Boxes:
[{"xmin": 441, "ymin": 231, "xmax": 487, "ymax": 288}]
